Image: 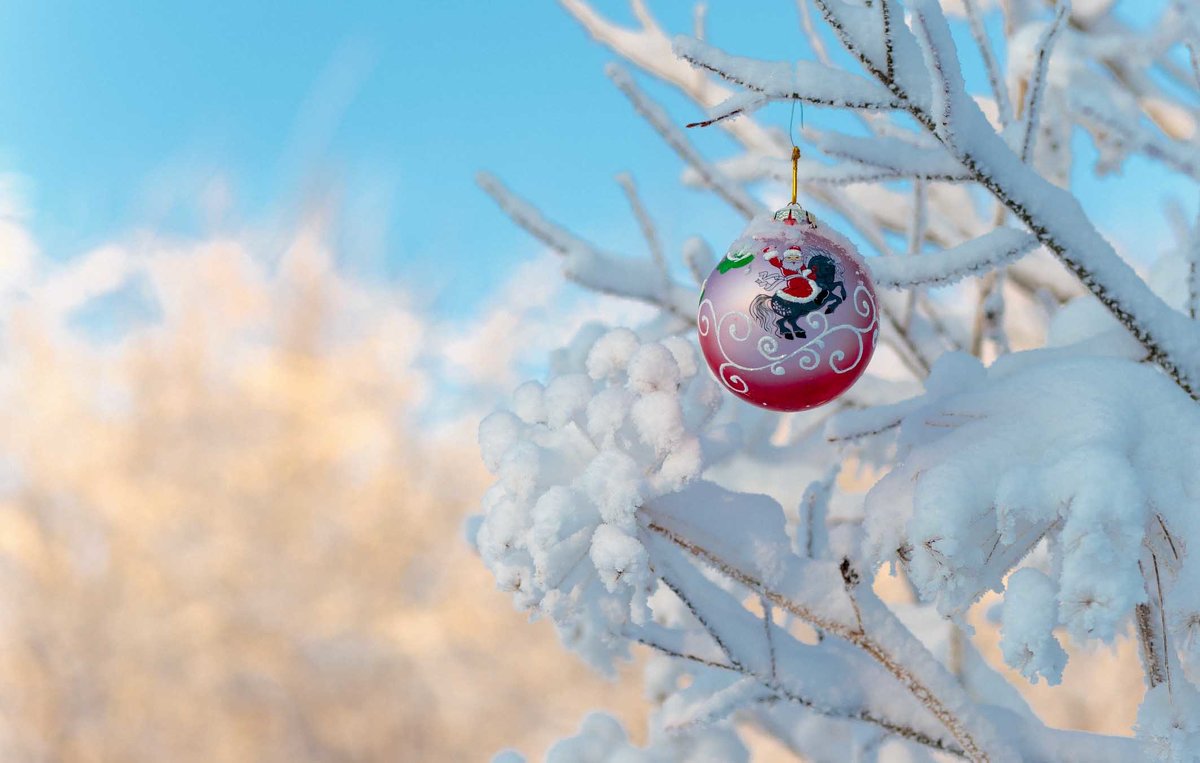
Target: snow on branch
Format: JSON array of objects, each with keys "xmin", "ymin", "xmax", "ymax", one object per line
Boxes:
[
  {"xmin": 805, "ymin": 0, "xmax": 1200, "ymax": 399},
  {"xmin": 672, "ymin": 36, "xmax": 906, "ymax": 115},
  {"xmin": 1070, "ymin": 94, "xmax": 1200, "ymax": 182},
  {"xmin": 1190, "ymin": 208, "xmax": 1200, "ymax": 320},
  {"xmin": 606, "ymin": 65, "xmax": 763, "ymax": 219},
  {"xmin": 868, "ymin": 228, "xmax": 1040, "ymax": 289},
  {"xmin": 479, "ymin": 2, "xmax": 1200, "ymax": 759},
  {"xmin": 1018, "ymin": 2, "xmax": 1069, "ymax": 164},
  {"xmin": 961, "ymin": 0, "xmax": 1013, "ymax": 126},
  {"xmin": 477, "ymin": 172, "xmax": 695, "ymax": 319},
  {"xmin": 810, "ymin": 131, "xmax": 971, "ymax": 182}
]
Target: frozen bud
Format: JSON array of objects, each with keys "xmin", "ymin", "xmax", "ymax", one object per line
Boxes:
[
  {"xmin": 590, "ymin": 524, "xmax": 648, "ymax": 594},
  {"xmin": 478, "ymin": 411, "xmax": 522, "ymax": 473},
  {"xmin": 511, "ymin": 380, "xmax": 547, "ymax": 424},
  {"xmin": 586, "ymin": 328, "xmax": 641, "ymax": 381},
  {"xmin": 657, "ymin": 437, "xmax": 702, "ymax": 492},
  {"xmin": 586, "ymin": 387, "xmax": 633, "ymax": 444},
  {"xmin": 632, "ymin": 390, "xmax": 686, "ymax": 454},
  {"xmin": 498, "ymin": 440, "xmax": 541, "ymax": 502},
  {"xmin": 582, "ymin": 448, "xmax": 642, "ymax": 531},
  {"xmin": 545, "ymin": 373, "xmax": 594, "ymax": 428},
  {"xmin": 627, "ymin": 343, "xmax": 681, "ymax": 394},
  {"xmin": 660, "ymin": 335, "xmax": 699, "ymax": 379}
]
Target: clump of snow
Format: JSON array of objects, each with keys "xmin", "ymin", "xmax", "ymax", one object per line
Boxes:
[
  {"xmin": 586, "ymin": 327, "xmax": 640, "ymax": 380},
  {"xmin": 1000, "ymin": 568, "xmax": 1068, "ymax": 685},
  {"xmin": 471, "ymin": 327, "xmax": 718, "ymax": 671},
  {"xmin": 865, "ymin": 350, "xmax": 1200, "ymax": 659}
]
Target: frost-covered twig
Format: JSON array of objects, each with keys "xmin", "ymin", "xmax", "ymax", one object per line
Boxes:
[
  {"xmin": 648, "ymin": 519, "xmax": 1011, "ymax": 763},
  {"xmin": 675, "ymin": 44, "xmax": 906, "ymax": 125},
  {"xmin": 478, "ymin": 3, "xmax": 1200, "ymax": 760},
  {"xmin": 789, "ymin": 0, "xmax": 1200, "ymax": 398},
  {"xmin": 477, "ymin": 172, "xmax": 694, "ymax": 319},
  {"xmin": 617, "ymin": 173, "xmax": 670, "ymax": 296},
  {"xmin": 962, "ymin": 0, "xmax": 1013, "ymax": 126},
  {"xmin": 1189, "ymin": 206, "xmax": 1200, "ymax": 320},
  {"xmin": 1018, "ymin": 2, "xmax": 1069, "ymax": 164},
  {"xmin": 869, "ymin": 228, "xmax": 1038, "ymax": 289},
  {"xmin": 608, "ymin": 65, "xmax": 762, "ymax": 219}
]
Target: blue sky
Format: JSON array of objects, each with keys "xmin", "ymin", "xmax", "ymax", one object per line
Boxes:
[{"xmin": 0, "ymin": 1, "xmax": 1191, "ymax": 316}]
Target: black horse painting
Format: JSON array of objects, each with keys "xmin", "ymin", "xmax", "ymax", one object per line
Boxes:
[{"xmin": 749, "ymin": 254, "xmax": 847, "ymax": 340}]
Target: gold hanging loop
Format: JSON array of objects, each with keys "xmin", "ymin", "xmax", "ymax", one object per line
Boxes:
[{"xmin": 790, "ymin": 145, "xmax": 800, "ymax": 206}]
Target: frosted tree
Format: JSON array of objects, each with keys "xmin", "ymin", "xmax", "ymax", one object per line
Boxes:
[{"xmin": 471, "ymin": 1, "xmax": 1200, "ymax": 760}]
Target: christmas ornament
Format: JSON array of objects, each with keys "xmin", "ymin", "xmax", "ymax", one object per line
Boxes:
[{"xmin": 698, "ymin": 147, "xmax": 879, "ymax": 411}]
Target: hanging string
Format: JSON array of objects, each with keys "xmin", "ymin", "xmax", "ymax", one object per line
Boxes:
[
  {"xmin": 787, "ymin": 97, "xmax": 805, "ymax": 147},
  {"xmin": 787, "ymin": 99, "xmax": 811, "ymax": 223}
]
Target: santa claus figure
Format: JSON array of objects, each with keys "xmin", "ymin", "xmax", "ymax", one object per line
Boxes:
[
  {"xmin": 764, "ymin": 246, "xmax": 820, "ymax": 303},
  {"xmin": 750, "ymin": 245, "xmax": 846, "ymax": 341}
]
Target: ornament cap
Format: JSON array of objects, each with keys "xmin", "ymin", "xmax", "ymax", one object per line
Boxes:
[{"xmin": 773, "ymin": 203, "xmax": 815, "ymax": 228}]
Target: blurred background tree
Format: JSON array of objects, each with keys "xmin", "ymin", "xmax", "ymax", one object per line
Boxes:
[{"xmin": 0, "ymin": 222, "xmax": 645, "ymax": 762}]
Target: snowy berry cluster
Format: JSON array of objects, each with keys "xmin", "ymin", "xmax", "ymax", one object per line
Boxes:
[{"xmin": 471, "ymin": 328, "xmax": 721, "ymax": 670}]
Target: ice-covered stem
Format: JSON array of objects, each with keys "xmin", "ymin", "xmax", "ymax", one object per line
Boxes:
[
  {"xmin": 477, "ymin": 172, "xmax": 695, "ymax": 320},
  {"xmin": 642, "ymin": 530, "xmax": 972, "ymax": 756},
  {"xmin": 679, "ymin": 49, "xmax": 906, "ymax": 126},
  {"xmin": 1018, "ymin": 2, "xmax": 1068, "ymax": 165},
  {"xmin": 680, "ymin": 0, "xmax": 1200, "ymax": 398},
  {"xmin": 906, "ymin": 179, "xmax": 927, "ymax": 258},
  {"xmin": 645, "ymin": 562, "xmax": 967, "ymax": 756},
  {"xmin": 563, "ymin": 1, "xmax": 937, "ymax": 249},
  {"xmin": 646, "ymin": 521, "xmax": 1002, "ymax": 762},
  {"xmin": 961, "ymin": 0, "xmax": 1013, "ymax": 126},
  {"xmin": 869, "ymin": 228, "xmax": 1038, "ymax": 289},
  {"xmin": 981, "ymin": 271, "xmax": 1011, "ymax": 355},
  {"xmin": 617, "ymin": 173, "xmax": 670, "ymax": 296},
  {"xmin": 560, "ymin": 0, "xmax": 778, "ymax": 154},
  {"xmin": 1136, "ymin": 526, "xmax": 1181, "ymax": 694},
  {"xmin": 1189, "ymin": 204, "xmax": 1200, "ymax": 320},
  {"xmin": 1135, "ymin": 602, "xmax": 1166, "ymax": 690},
  {"xmin": 795, "ymin": 0, "xmax": 832, "ymax": 66}
]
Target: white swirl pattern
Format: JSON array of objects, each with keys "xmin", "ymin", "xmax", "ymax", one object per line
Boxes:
[{"xmin": 697, "ymin": 282, "xmax": 877, "ymax": 393}]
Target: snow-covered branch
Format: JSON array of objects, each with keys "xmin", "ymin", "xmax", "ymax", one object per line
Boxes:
[
  {"xmin": 1017, "ymin": 2, "xmax": 1068, "ymax": 164},
  {"xmin": 681, "ymin": 2, "xmax": 1200, "ymax": 399},
  {"xmin": 607, "ymin": 65, "xmax": 763, "ymax": 219},
  {"xmin": 869, "ymin": 228, "xmax": 1039, "ymax": 289},
  {"xmin": 479, "ymin": 2, "xmax": 1200, "ymax": 760},
  {"xmin": 477, "ymin": 172, "xmax": 695, "ymax": 319}
]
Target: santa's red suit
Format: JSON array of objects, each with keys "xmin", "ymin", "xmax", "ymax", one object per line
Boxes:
[{"xmin": 764, "ymin": 248, "xmax": 820, "ymax": 303}]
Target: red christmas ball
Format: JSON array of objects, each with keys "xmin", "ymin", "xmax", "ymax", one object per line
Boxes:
[{"xmin": 697, "ymin": 204, "xmax": 879, "ymax": 412}]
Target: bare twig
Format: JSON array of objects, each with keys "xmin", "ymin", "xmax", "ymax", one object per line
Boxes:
[{"xmin": 962, "ymin": 0, "xmax": 1014, "ymax": 125}]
